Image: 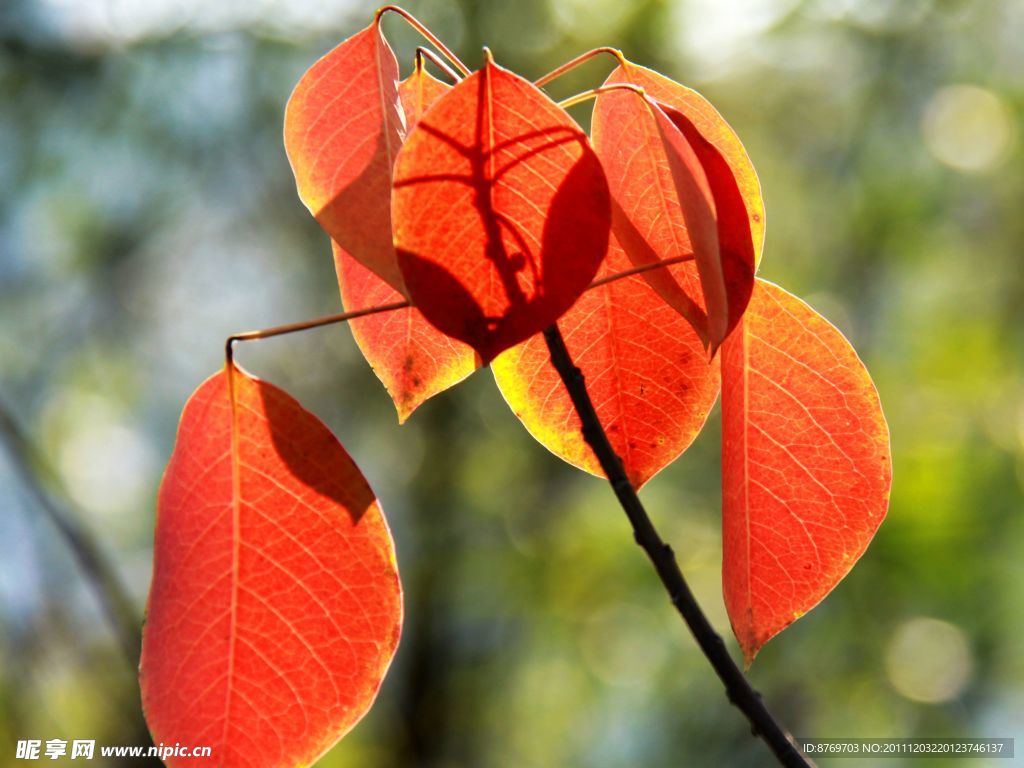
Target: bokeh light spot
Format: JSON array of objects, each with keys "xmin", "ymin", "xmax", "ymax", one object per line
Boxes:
[
  {"xmin": 53, "ymin": 394, "xmax": 156, "ymax": 519},
  {"xmin": 550, "ymin": 0, "xmax": 631, "ymax": 42},
  {"xmin": 922, "ymin": 85, "xmax": 1015, "ymax": 173},
  {"xmin": 885, "ymin": 617, "xmax": 973, "ymax": 703}
]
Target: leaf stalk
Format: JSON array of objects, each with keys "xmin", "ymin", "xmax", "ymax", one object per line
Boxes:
[
  {"xmin": 557, "ymin": 83, "xmax": 646, "ymax": 110},
  {"xmin": 414, "ymin": 46, "xmax": 463, "ymax": 84},
  {"xmin": 535, "ymin": 46, "xmax": 627, "ymax": 88},
  {"xmin": 222, "ymin": 256, "xmax": 695, "ymax": 363}
]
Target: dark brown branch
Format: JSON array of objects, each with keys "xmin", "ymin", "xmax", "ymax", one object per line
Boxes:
[
  {"xmin": 0, "ymin": 399, "xmax": 141, "ymax": 667},
  {"xmin": 541, "ymin": 323, "xmax": 813, "ymax": 768}
]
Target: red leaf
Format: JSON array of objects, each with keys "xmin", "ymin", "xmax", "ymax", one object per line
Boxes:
[
  {"xmin": 392, "ymin": 58, "xmax": 611, "ymax": 364},
  {"xmin": 721, "ymin": 280, "xmax": 890, "ymax": 665},
  {"xmin": 334, "ymin": 241, "xmax": 478, "ymax": 423},
  {"xmin": 593, "ymin": 61, "xmax": 762, "ymax": 348},
  {"xmin": 140, "ymin": 367, "xmax": 402, "ymax": 767},
  {"xmin": 284, "ymin": 19, "xmax": 407, "ymax": 294},
  {"xmin": 493, "ymin": 238, "xmax": 719, "ymax": 488}
]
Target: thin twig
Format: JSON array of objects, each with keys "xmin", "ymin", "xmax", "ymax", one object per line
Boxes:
[
  {"xmin": 377, "ymin": 5, "xmax": 472, "ymax": 77},
  {"xmin": 535, "ymin": 46, "xmax": 627, "ymax": 88},
  {"xmin": 0, "ymin": 399, "xmax": 142, "ymax": 668},
  {"xmin": 588, "ymin": 252, "xmax": 693, "ymax": 288},
  {"xmin": 225, "ymin": 300, "xmax": 410, "ymax": 367},
  {"xmin": 414, "ymin": 46, "xmax": 462, "ymax": 84},
  {"xmin": 541, "ymin": 323, "xmax": 813, "ymax": 768},
  {"xmin": 558, "ymin": 83, "xmax": 645, "ymax": 110}
]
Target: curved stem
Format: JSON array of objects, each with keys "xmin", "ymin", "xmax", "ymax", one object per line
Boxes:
[
  {"xmin": 414, "ymin": 46, "xmax": 462, "ymax": 84},
  {"xmin": 535, "ymin": 46, "xmax": 627, "ymax": 88},
  {"xmin": 558, "ymin": 83, "xmax": 645, "ymax": 110},
  {"xmin": 541, "ymin": 323, "xmax": 814, "ymax": 768},
  {"xmin": 377, "ymin": 5, "xmax": 472, "ymax": 77}
]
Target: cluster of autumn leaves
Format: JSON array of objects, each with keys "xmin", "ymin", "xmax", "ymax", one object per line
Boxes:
[{"xmin": 139, "ymin": 9, "xmax": 892, "ymax": 768}]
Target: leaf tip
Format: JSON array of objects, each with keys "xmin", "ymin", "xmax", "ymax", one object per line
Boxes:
[
  {"xmin": 706, "ymin": 338, "xmax": 720, "ymax": 361},
  {"xmin": 742, "ymin": 648, "xmax": 757, "ymax": 671},
  {"xmin": 395, "ymin": 399, "xmax": 416, "ymax": 425}
]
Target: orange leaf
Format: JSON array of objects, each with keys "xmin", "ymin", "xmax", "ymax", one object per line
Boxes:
[
  {"xmin": 334, "ymin": 241, "xmax": 478, "ymax": 423},
  {"xmin": 284, "ymin": 19, "xmax": 407, "ymax": 294},
  {"xmin": 399, "ymin": 57, "xmax": 451, "ymax": 131},
  {"xmin": 721, "ymin": 280, "xmax": 890, "ymax": 665},
  {"xmin": 608, "ymin": 61, "xmax": 765, "ymax": 265},
  {"xmin": 594, "ymin": 62, "xmax": 762, "ymax": 348},
  {"xmin": 493, "ymin": 238, "xmax": 719, "ymax": 488},
  {"xmin": 392, "ymin": 58, "xmax": 611, "ymax": 364},
  {"xmin": 592, "ymin": 88, "xmax": 716, "ymax": 346},
  {"xmin": 140, "ymin": 367, "xmax": 402, "ymax": 767},
  {"xmin": 662, "ymin": 106, "xmax": 756, "ymax": 348}
]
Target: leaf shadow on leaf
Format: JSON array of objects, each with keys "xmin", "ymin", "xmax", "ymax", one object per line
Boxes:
[
  {"xmin": 394, "ymin": 121, "xmax": 589, "ymax": 309},
  {"xmin": 254, "ymin": 378, "xmax": 375, "ymax": 525},
  {"xmin": 610, "ymin": 196, "xmax": 708, "ymax": 342},
  {"xmin": 318, "ymin": 130, "xmax": 404, "ymax": 291},
  {"xmin": 394, "ymin": 68, "xmax": 610, "ymax": 362},
  {"xmin": 397, "ymin": 150, "xmax": 609, "ymax": 363},
  {"xmin": 395, "ymin": 247, "xmax": 489, "ymax": 341}
]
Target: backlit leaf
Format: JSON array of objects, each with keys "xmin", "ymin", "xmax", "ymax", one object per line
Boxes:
[
  {"xmin": 284, "ymin": 19, "xmax": 407, "ymax": 293},
  {"xmin": 721, "ymin": 280, "xmax": 890, "ymax": 665},
  {"xmin": 594, "ymin": 61, "xmax": 761, "ymax": 348},
  {"xmin": 334, "ymin": 241, "xmax": 478, "ymax": 423},
  {"xmin": 493, "ymin": 238, "xmax": 719, "ymax": 488},
  {"xmin": 663, "ymin": 107, "xmax": 756, "ymax": 347},
  {"xmin": 392, "ymin": 58, "xmax": 611, "ymax": 364},
  {"xmin": 140, "ymin": 366, "xmax": 402, "ymax": 767},
  {"xmin": 592, "ymin": 87, "xmax": 717, "ymax": 345},
  {"xmin": 399, "ymin": 57, "xmax": 451, "ymax": 130},
  {"xmin": 607, "ymin": 61, "xmax": 765, "ymax": 264}
]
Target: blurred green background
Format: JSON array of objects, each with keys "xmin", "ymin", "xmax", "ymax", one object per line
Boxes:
[{"xmin": 1, "ymin": 0, "xmax": 1022, "ymax": 766}]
